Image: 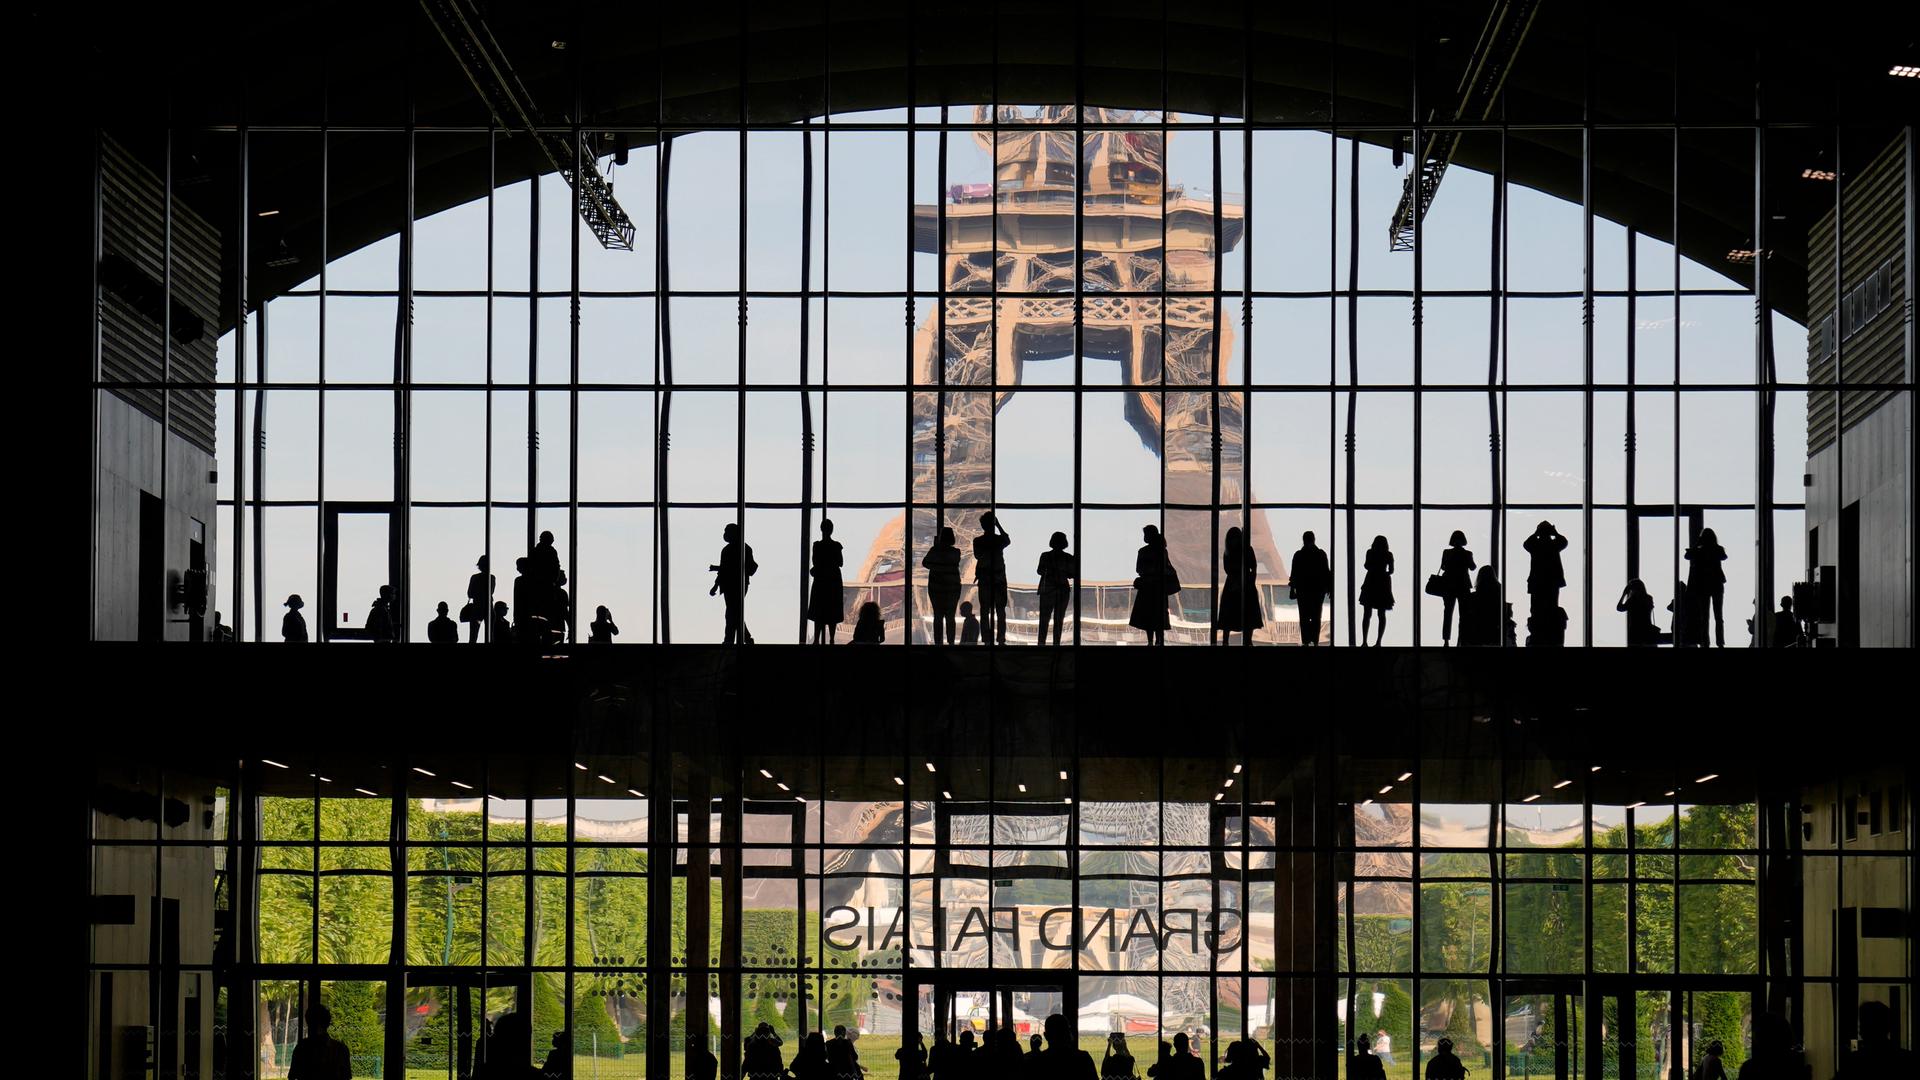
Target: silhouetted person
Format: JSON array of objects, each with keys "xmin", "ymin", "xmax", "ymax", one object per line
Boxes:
[
  {"xmin": 542, "ymin": 1031, "xmax": 568, "ymax": 1079},
  {"xmin": 1216, "ymin": 1039, "xmax": 1271, "ymax": 1080},
  {"xmin": 366, "ymin": 586, "xmax": 397, "ymax": 643},
  {"xmin": 531, "ymin": 529, "xmax": 562, "ymax": 593},
  {"xmin": 924, "ymin": 526, "xmax": 964, "ymax": 644},
  {"xmin": 212, "ymin": 611, "xmax": 236, "ymax": 642},
  {"xmin": 973, "ymin": 512, "xmax": 1012, "ymax": 644},
  {"xmin": 513, "ymin": 558, "xmax": 542, "ymax": 640},
  {"xmin": 1131, "ymin": 524, "xmax": 1177, "ymax": 645},
  {"xmin": 991, "ymin": 1029, "xmax": 1021, "ymax": 1071},
  {"xmin": 429, "ymin": 601, "xmax": 459, "ymax": 644},
  {"xmin": 1100, "ymin": 1034, "xmax": 1135, "ymax": 1080},
  {"xmin": 1834, "ymin": 1000, "xmax": 1915, "ymax": 1080},
  {"xmin": 1695, "ymin": 1040, "xmax": 1729, "ymax": 1080},
  {"xmin": 960, "ymin": 601, "xmax": 981, "ymax": 644},
  {"xmin": 1425, "ymin": 1038, "xmax": 1466, "ymax": 1080},
  {"xmin": 490, "ymin": 600, "xmax": 515, "ymax": 645},
  {"xmin": 1533, "ymin": 605, "xmax": 1567, "ymax": 647},
  {"xmin": 1349, "ymin": 1035, "xmax": 1387, "ymax": 1080},
  {"xmin": 552, "ymin": 570, "xmax": 572, "ymax": 643},
  {"xmin": 287, "ymin": 1003, "xmax": 351, "ymax": 1080},
  {"xmin": 1668, "ymin": 580, "xmax": 1693, "ymax": 648},
  {"xmin": 928, "ymin": 1029, "xmax": 959, "ymax": 1080},
  {"xmin": 464, "ymin": 555, "xmax": 494, "ymax": 642},
  {"xmin": 477, "ymin": 1012, "xmax": 542, "ymax": 1080},
  {"xmin": 1360, "ymin": 536, "xmax": 1394, "ymax": 646},
  {"xmin": 711, "ymin": 523, "xmax": 758, "ymax": 644},
  {"xmin": 688, "ymin": 1036, "xmax": 720, "ymax": 1080},
  {"xmin": 897, "ymin": 1034, "xmax": 929, "ymax": 1080},
  {"xmin": 809, "ymin": 519, "xmax": 846, "ymax": 643},
  {"xmin": 792, "ymin": 1032, "xmax": 829, "ymax": 1080},
  {"xmin": 1524, "ymin": 521, "xmax": 1567, "ymax": 647},
  {"xmin": 1214, "ymin": 526, "xmax": 1262, "ymax": 645},
  {"xmin": 1035, "ymin": 531, "xmax": 1077, "ymax": 645},
  {"xmin": 1685, "ymin": 527, "xmax": 1729, "ymax": 648},
  {"xmin": 954, "ymin": 1031, "xmax": 979, "ymax": 1080},
  {"xmin": 589, "ymin": 605, "xmax": 619, "ymax": 644},
  {"xmin": 1436, "ymin": 530, "xmax": 1475, "ymax": 646},
  {"xmin": 1041, "ymin": 1015, "xmax": 1097, "ymax": 1080},
  {"xmin": 1460, "ymin": 566, "xmax": 1501, "ymax": 647},
  {"xmin": 828, "ymin": 1025, "xmax": 862, "ymax": 1080},
  {"xmin": 1146, "ymin": 1041, "xmax": 1172, "ymax": 1080},
  {"xmin": 1159, "ymin": 1033, "xmax": 1204, "ymax": 1080},
  {"xmin": 852, "ymin": 601, "xmax": 885, "ymax": 644},
  {"xmin": 1290, "ymin": 531, "xmax": 1331, "ymax": 646},
  {"xmin": 1736, "ymin": 1014, "xmax": 1799, "ymax": 1080},
  {"xmin": 1770, "ymin": 596, "xmax": 1803, "ymax": 647},
  {"xmin": 282, "ymin": 594, "xmax": 308, "ymax": 643},
  {"xmin": 1618, "ymin": 579, "xmax": 1658, "ymax": 647},
  {"xmin": 744, "ymin": 1022, "xmax": 785, "ymax": 1080}
]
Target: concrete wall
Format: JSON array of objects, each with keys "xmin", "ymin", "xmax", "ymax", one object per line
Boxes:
[
  {"xmin": 89, "ymin": 768, "xmax": 222, "ymax": 1080},
  {"xmin": 94, "ymin": 389, "xmax": 218, "ymax": 641},
  {"xmin": 1799, "ymin": 765, "xmax": 1912, "ymax": 1080},
  {"xmin": 1802, "ymin": 392, "xmax": 1912, "ymax": 647}
]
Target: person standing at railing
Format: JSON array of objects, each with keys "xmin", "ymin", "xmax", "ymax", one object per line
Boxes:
[
  {"xmin": 1214, "ymin": 527, "xmax": 1262, "ymax": 646},
  {"xmin": 1360, "ymin": 537, "xmax": 1395, "ymax": 647},
  {"xmin": 1130, "ymin": 524, "xmax": 1177, "ymax": 645},
  {"xmin": 1524, "ymin": 521, "xmax": 1568, "ymax": 647},
  {"xmin": 1035, "ymin": 531, "xmax": 1078, "ymax": 646},
  {"xmin": 807, "ymin": 519, "xmax": 846, "ymax": 644},
  {"xmin": 1684, "ymin": 527, "xmax": 1729, "ymax": 648},
  {"xmin": 711, "ymin": 522, "xmax": 758, "ymax": 645},
  {"xmin": 1290, "ymin": 532, "xmax": 1331, "ymax": 646},
  {"xmin": 973, "ymin": 512, "xmax": 1012, "ymax": 645},
  {"xmin": 924, "ymin": 526, "xmax": 963, "ymax": 644},
  {"xmin": 1433, "ymin": 531, "xmax": 1475, "ymax": 647}
]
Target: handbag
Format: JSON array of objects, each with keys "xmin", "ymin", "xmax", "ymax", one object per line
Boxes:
[
  {"xmin": 1424, "ymin": 573, "xmax": 1447, "ymax": 598},
  {"xmin": 1163, "ymin": 559, "xmax": 1183, "ymax": 596},
  {"xmin": 459, "ymin": 601, "xmax": 480, "ymax": 622}
]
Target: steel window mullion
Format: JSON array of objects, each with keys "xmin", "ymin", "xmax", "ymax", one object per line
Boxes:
[
  {"xmin": 484, "ymin": 129, "xmax": 494, "ymax": 642},
  {"xmin": 570, "ymin": 120, "xmax": 582, "ymax": 644},
  {"xmin": 233, "ymin": 126, "xmax": 248, "ymax": 641},
  {"xmin": 1583, "ymin": 119, "xmax": 1596, "ymax": 645},
  {"xmin": 1071, "ymin": 10, "xmax": 1084, "ymax": 648}
]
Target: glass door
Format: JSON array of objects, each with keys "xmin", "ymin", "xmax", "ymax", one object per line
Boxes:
[
  {"xmin": 1595, "ymin": 981, "xmax": 1758, "ymax": 1080},
  {"xmin": 403, "ymin": 970, "xmax": 528, "ymax": 1080},
  {"xmin": 255, "ymin": 977, "xmax": 390, "ymax": 1080},
  {"xmin": 1503, "ymin": 980, "xmax": 1584, "ymax": 1080},
  {"xmin": 323, "ymin": 502, "xmax": 400, "ymax": 641}
]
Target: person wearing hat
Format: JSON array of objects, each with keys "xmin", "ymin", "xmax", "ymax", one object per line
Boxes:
[
  {"xmin": 428, "ymin": 601, "xmax": 459, "ymax": 644},
  {"xmin": 282, "ymin": 595, "xmax": 309, "ymax": 643}
]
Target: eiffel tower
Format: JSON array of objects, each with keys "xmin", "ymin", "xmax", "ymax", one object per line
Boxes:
[{"xmin": 853, "ymin": 106, "xmax": 1295, "ymax": 642}]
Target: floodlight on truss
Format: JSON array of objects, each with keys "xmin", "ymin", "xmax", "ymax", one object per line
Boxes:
[
  {"xmin": 418, "ymin": 0, "xmax": 636, "ymax": 251},
  {"xmin": 1388, "ymin": 0, "xmax": 1542, "ymax": 251}
]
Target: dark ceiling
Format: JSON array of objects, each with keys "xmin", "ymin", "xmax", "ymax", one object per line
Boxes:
[{"xmin": 76, "ymin": 1, "xmax": 1920, "ymax": 329}]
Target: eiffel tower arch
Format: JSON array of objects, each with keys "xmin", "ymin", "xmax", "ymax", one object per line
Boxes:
[{"xmin": 851, "ymin": 107, "xmax": 1296, "ymax": 642}]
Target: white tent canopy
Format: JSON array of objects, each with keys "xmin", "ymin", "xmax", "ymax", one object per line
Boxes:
[{"xmin": 1077, "ymin": 993, "xmax": 1161, "ymax": 1035}]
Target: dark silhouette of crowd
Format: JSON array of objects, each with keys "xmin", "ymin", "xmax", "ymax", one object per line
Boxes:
[{"xmin": 288, "ymin": 517, "xmax": 1762, "ymax": 647}]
